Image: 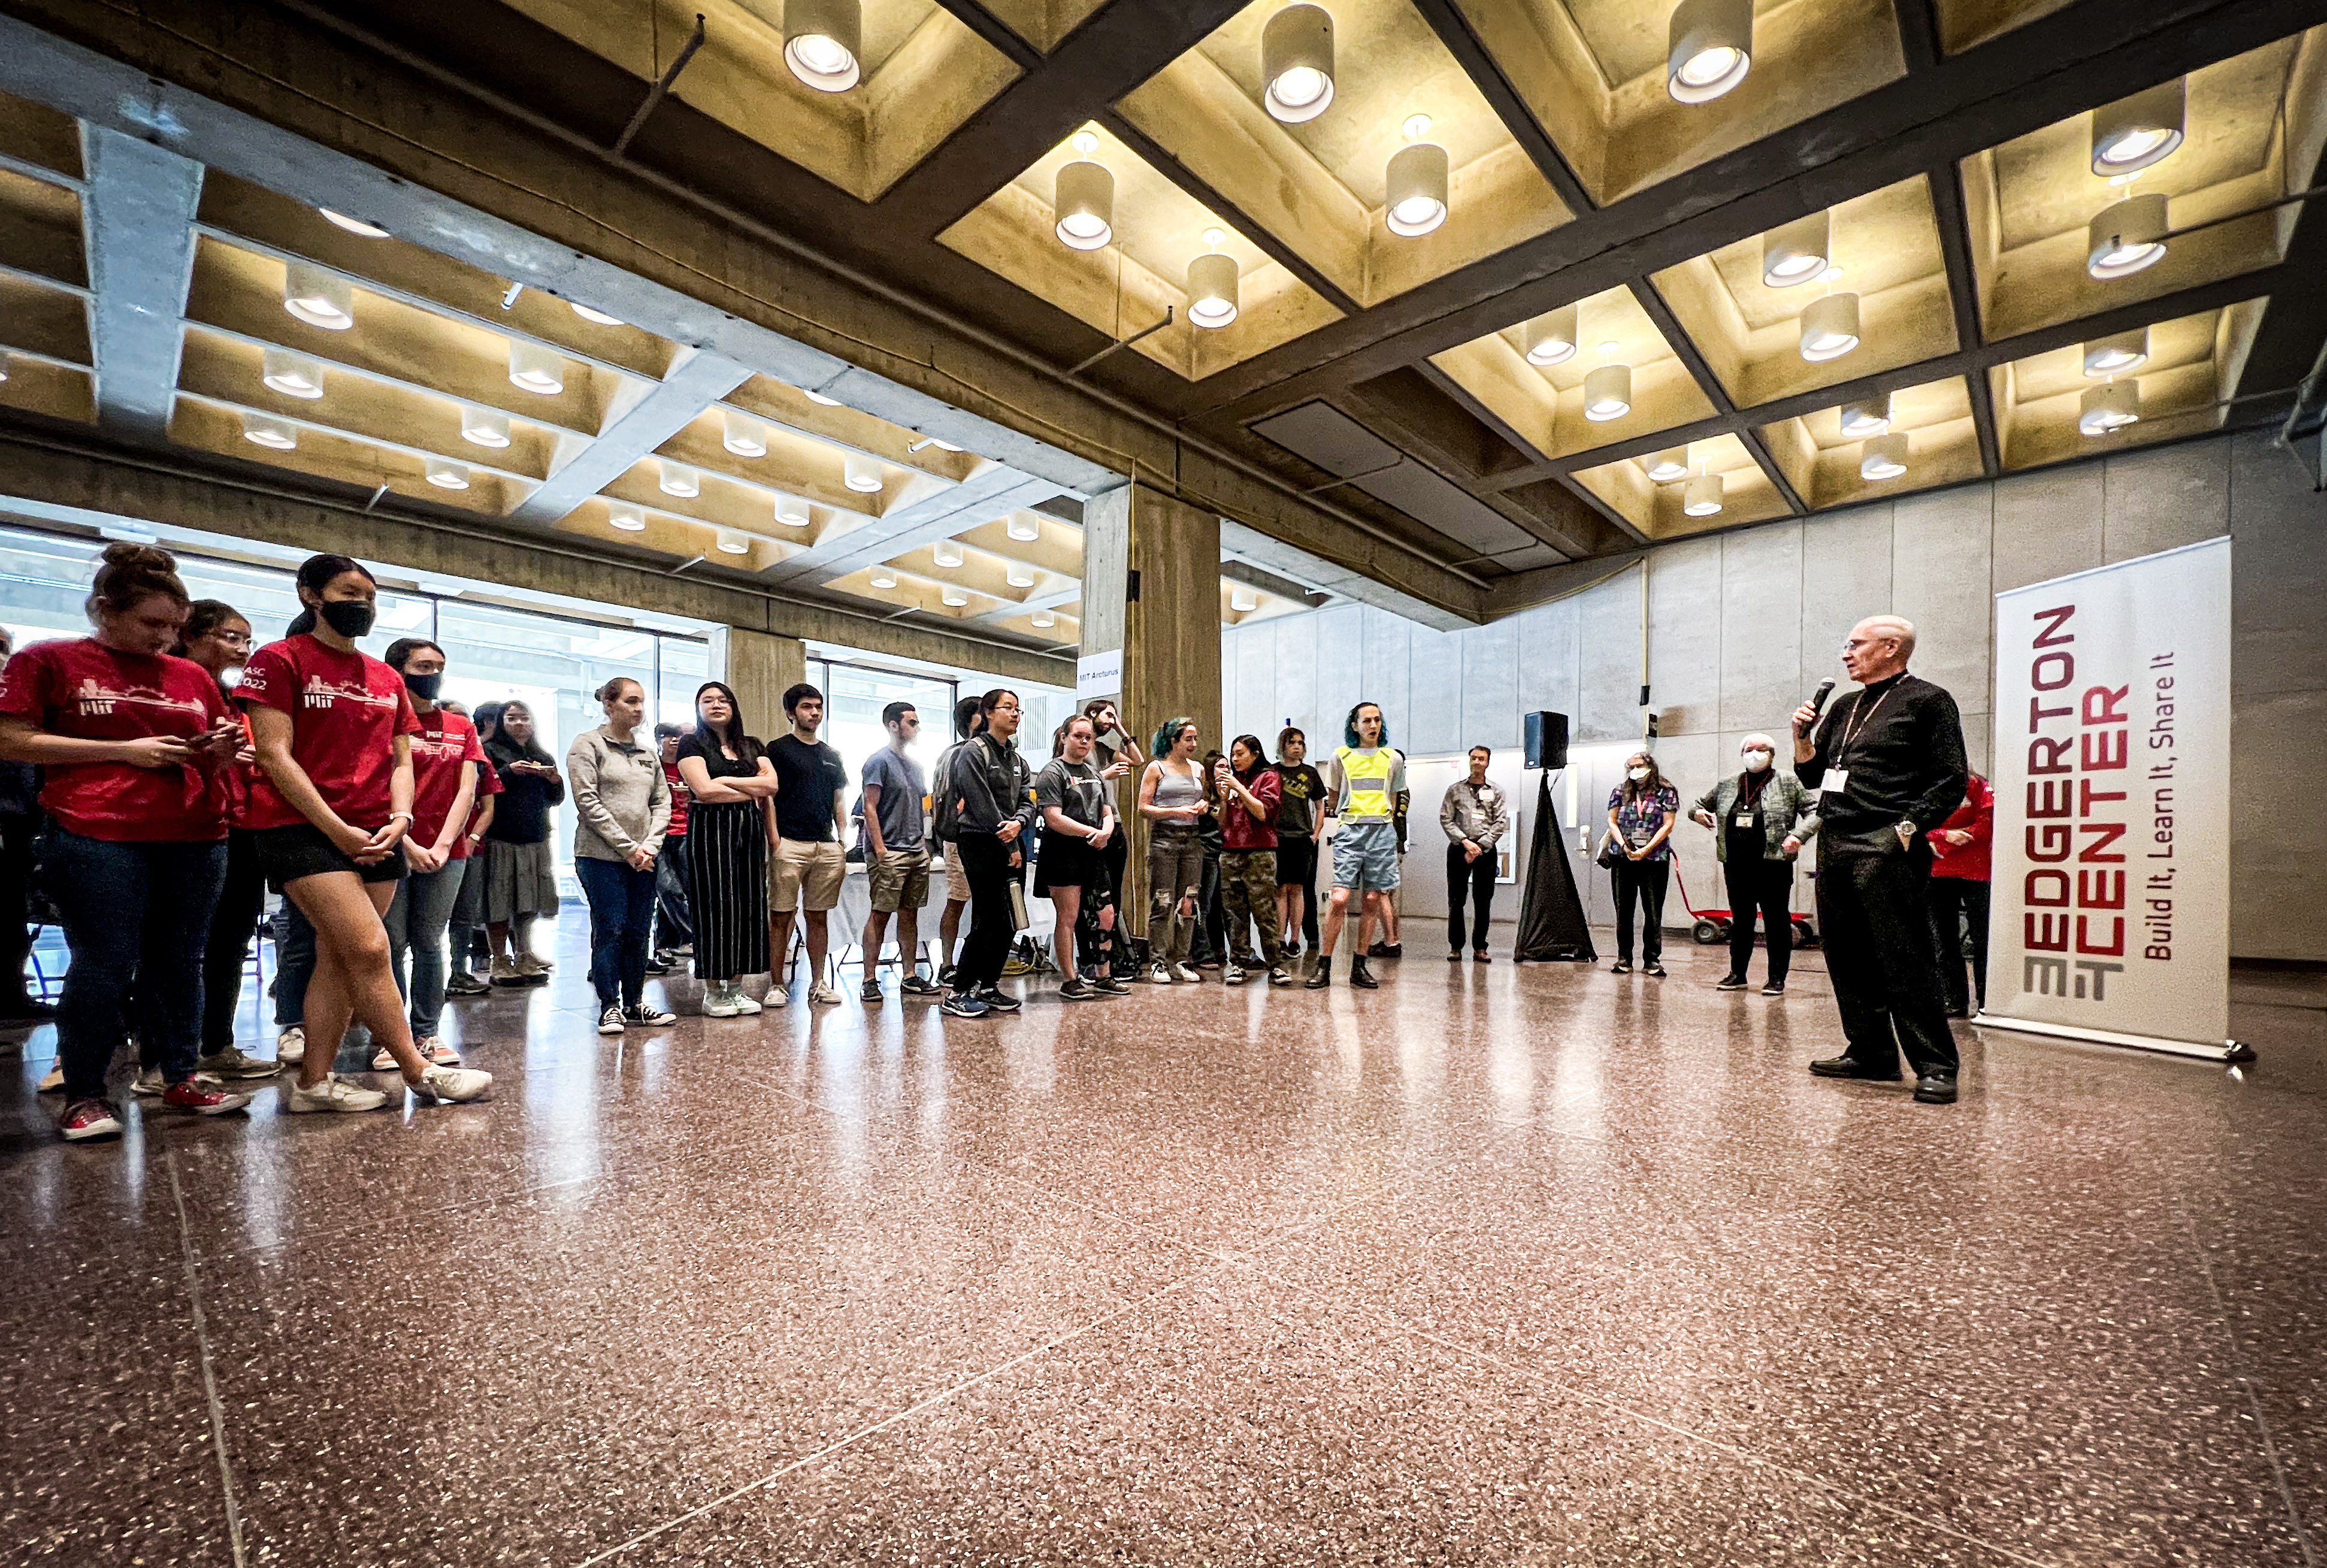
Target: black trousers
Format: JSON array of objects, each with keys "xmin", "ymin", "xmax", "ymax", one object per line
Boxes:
[
  {"xmin": 201, "ymin": 827, "xmax": 267, "ymax": 1052},
  {"xmin": 1815, "ymin": 834, "xmax": 1959, "ymax": 1079},
  {"xmin": 654, "ymin": 831, "xmax": 693, "ymax": 952},
  {"xmin": 1445, "ymin": 843, "xmax": 1496, "ymax": 951},
  {"xmin": 1610, "ymin": 858, "xmax": 1668, "ymax": 963},
  {"xmin": 0, "ymin": 811, "xmax": 37, "ymax": 1008},
  {"xmin": 954, "ymin": 831, "xmax": 1018, "ymax": 992},
  {"xmin": 1926, "ymin": 876, "xmax": 1990, "ymax": 1013},
  {"xmin": 1723, "ymin": 854, "xmax": 1795, "ymax": 986}
]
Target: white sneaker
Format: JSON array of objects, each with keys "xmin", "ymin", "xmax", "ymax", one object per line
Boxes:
[
  {"xmin": 276, "ymin": 1027, "xmax": 305, "ymax": 1064},
  {"xmin": 413, "ymin": 1065, "xmax": 492, "ymax": 1103},
  {"xmin": 807, "ymin": 983, "xmax": 844, "ymax": 1006},
  {"xmin": 1173, "ymin": 963, "xmax": 1202, "ymax": 983},
  {"xmin": 285, "ymin": 1074, "xmax": 388, "ymax": 1113},
  {"xmin": 597, "ymin": 1004, "xmax": 625, "ymax": 1036},
  {"xmin": 702, "ymin": 987, "xmax": 742, "ymax": 1018},
  {"xmin": 731, "ymin": 989, "xmax": 765, "ymax": 1015},
  {"xmin": 1148, "ymin": 962, "xmax": 1174, "ymax": 985}
]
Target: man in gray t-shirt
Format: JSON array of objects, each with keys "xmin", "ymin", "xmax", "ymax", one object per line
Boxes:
[{"xmin": 860, "ymin": 703, "xmax": 939, "ymax": 1001}]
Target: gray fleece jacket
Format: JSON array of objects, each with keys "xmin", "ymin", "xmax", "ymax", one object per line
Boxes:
[{"xmin": 567, "ymin": 726, "xmax": 672, "ymax": 862}]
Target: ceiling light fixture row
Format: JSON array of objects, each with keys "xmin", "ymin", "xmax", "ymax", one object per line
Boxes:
[
  {"xmin": 282, "ymin": 263, "xmax": 355, "ymax": 331},
  {"xmin": 2086, "ymin": 78, "xmax": 2184, "ymax": 280},
  {"xmin": 724, "ymin": 409, "xmax": 768, "ymax": 457},
  {"xmin": 241, "ymin": 411, "xmax": 298, "ymax": 450},
  {"xmin": 1188, "ymin": 230, "xmax": 1239, "ymax": 331}
]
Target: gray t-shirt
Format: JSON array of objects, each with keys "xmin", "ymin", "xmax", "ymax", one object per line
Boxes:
[
  {"xmin": 1036, "ymin": 756, "xmax": 1109, "ymax": 833},
  {"xmin": 860, "ymin": 745, "xmax": 927, "ymax": 852}
]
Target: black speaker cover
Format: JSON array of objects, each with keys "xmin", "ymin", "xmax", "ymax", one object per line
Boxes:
[
  {"xmin": 1523, "ymin": 710, "xmax": 1569, "ymax": 771},
  {"xmin": 1514, "ymin": 771, "xmax": 1596, "ymax": 963}
]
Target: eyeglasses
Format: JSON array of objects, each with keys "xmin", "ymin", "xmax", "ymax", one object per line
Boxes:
[
  {"xmin": 213, "ymin": 630, "xmax": 252, "ymax": 648},
  {"xmin": 991, "ymin": 702, "xmax": 1020, "ymax": 714}
]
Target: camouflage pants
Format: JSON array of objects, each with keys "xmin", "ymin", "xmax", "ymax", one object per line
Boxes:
[{"xmin": 1219, "ymin": 850, "xmax": 1281, "ymax": 970}]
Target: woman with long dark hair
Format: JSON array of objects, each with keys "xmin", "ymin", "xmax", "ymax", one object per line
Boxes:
[
  {"xmin": 569, "ymin": 676, "xmax": 674, "ymax": 1035},
  {"xmin": 940, "ymin": 688, "xmax": 1033, "ymax": 1018},
  {"xmin": 238, "ymin": 553, "xmax": 490, "ymax": 1110},
  {"xmin": 1605, "ymin": 749, "xmax": 1680, "ymax": 977},
  {"xmin": 0, "ymin": 546, "xmax": 254, "ymax": 1140},
  {"xmin": 674, "ymin": 680, "xmax": 777, "ymax": 1015},
  {"xmin": 480, "ymin": 698, "xmax": 564, "ymax": 985}
]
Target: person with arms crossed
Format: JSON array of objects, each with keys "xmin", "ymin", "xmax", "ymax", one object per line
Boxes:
[
  {"xmin": 766, "ymin": 682, "xmax": 849, "ymax": 1007},
  {"xmin": 860, "ymin": 701, "xmax": 943, "ymax": 1002},
  {"xmin": 568, "ymin": 677, "xmax": 676, "ymax": 1036},
  {"xmin": 1441, "ymin": 746, "xmax": 1508, "ymax": 962},
  {"xmin": 675, "ymin": 682, "xmax": 777, "ymax": 1016},
  {"xmin": 1792, "ymin": 614, "xmax": 1969, "ymax": 1104},
  {"xmin": 1306, "ymin": 701, "xmax": 1402, "ymax": 991},
  {"xmin": 941, "ymin": 688, "xmax": 1036, "ymax": 1018}
]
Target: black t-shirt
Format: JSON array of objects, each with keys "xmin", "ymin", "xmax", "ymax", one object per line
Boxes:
[
  {"xmin": 1275, "ymin": 762, "xmax": 1327, "ymax": 836},
  {"xmin": 768, "ymin": 733, "xmax": 846, "ymax": 842},
  {"xmin": 674, "ymin": 731, "xmax": 762, "ymax": 785},
  {"xmin": 483, "ymin": 738, "xmax": 563, "ymax": 845}
]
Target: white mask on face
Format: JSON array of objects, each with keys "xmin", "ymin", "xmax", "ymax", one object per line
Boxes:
[
  {"xmin": 1742, "ymin": 750, "xmax": 1771, "ymax": 773},
  {"xmin": 1627, "ymin": 766, "xmax": 1650, "ymax": 782}
]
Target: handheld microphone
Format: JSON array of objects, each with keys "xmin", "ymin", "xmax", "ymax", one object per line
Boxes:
[{"xmin": 1800, "ymin": 678, "xmax": 1836, "ymax": 731}]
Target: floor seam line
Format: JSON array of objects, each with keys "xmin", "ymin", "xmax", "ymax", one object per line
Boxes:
[
  {"xmin": 2169, "ymin": 1175, "xmax": 2321, "ymax": 1568},
  {"xmin": 567, "ymin": 1270, "xmax": 1210, "ymax": 1567},
  {"xmin": 167, "ymin": 1150, "xmax": 248, "ymax": 1568}
]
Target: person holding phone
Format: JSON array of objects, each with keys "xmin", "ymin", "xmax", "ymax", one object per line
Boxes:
[
  {"xmin": 482, "ymin": 699, "xmax": 564, "ymax": 986},
  {"xmin": 1273, "ymin": 728, "xmax": 1325, "ymax": 962}
]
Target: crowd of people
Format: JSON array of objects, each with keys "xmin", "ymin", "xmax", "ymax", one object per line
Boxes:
[{"xmin": 0, "ymin": 547, "xmax": 1992, "ymax": 1142}]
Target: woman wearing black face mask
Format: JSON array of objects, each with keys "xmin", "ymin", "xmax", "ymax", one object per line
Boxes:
[
  {"xmin": 374, "ymin": 637, "xmax": 481, "ymax": 1069},
  {"xmin": 238, "ymin": 554, "xmax": 490, "ymax": 1112}
]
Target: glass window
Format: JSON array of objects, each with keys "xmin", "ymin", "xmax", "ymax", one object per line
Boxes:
[{"xmin": 804, "ymin": 659, "xmax": 954, "ymax": 827}]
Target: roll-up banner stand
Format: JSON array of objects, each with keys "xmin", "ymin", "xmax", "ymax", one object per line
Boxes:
[{"xmin": 1983, "ymin": 536, "xmax": 2246, "ymax": 1061}]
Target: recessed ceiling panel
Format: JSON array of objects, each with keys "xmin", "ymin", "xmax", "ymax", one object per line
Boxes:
[
  {"xmin": 1990, "ymin": 299, "xmax": 2264, "ymax": 471},
  {"xmin": 1571, "ymin": 429, "xmax": 1784, "ymax": 538},
  {"xmin": 1755, "ymin": 374, "xmax": 1983, "ymax": 508},
  {"xmin": 1254, "ymin": 399, "xmax": 1541, "ymax": 556}
]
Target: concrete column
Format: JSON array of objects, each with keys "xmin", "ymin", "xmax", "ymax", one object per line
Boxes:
[
  {"xmin": 724, "ymin": 625, "xmax": 806, "ymax": 743},
  {"xmin": 1082, "ymin": 483, "xmax": 1221, "ymax": 940}
]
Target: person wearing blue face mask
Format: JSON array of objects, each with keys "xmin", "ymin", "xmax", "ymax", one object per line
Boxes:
[{"xmin": 1691, "ymin": 732, "xmax": 1818, "ymax": 995}]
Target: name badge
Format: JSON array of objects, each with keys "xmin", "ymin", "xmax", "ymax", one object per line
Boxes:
[
  {"xmin": 1734, "ymin": 813, "xmax": 1754, "ymax": 828},
  {"xmin": 1821, "ymin": 767, "xmax": 1850, "ymax": 798}
]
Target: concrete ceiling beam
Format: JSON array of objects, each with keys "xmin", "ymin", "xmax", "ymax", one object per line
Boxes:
[
  {"xmin": 506, "ymin": 347, "xmax": 752, "ymax": 526},
  {"xmin": 79, "ymin": 124, "xmax": 200, "ymax": 442}
]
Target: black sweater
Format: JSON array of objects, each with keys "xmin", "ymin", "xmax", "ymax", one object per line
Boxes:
[{"xmin": 1795, "ymin": 671, "xmax": 1968, "ymax": 839}]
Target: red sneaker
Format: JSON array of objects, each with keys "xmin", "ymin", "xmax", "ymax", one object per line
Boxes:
[
  {"xmin": 59, "ymin": 1099, "xmax": 123, "ymax": 1142},
  {"xmin": 161, "ymin": 1080, "xmax": 253, "ymax": 1116}
]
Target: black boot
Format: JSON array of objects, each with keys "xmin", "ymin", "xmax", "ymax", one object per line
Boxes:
[
  {"xmin": 1350, "ymin": 956, "xmax": 1378, "ymax": 989},
  {"xmin": 1305, "ymin": 955, "xmax": 1332, "ymax": 989}
]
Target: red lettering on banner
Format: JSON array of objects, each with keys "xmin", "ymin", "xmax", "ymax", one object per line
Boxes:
[
  {"xmin": 2081, "ymin": 729, "xmax": 2128, "ymax": 770},
  {"xmin": 2028, "ymin": 780, "xmax": 2072, "ymax": 819},
  {"xmin": 2028, "ymin": 736, "xmax": 2074, "ymax": 774},
  {"xmin": 2081, "ymin": 685, "xmax": 2129, "ymax": 725},
  {"xmin": 2030, "ymin": 604, "xmax": 2076, "ymax": 647},
  {"xmin": 2032, "ymin": 652, "xmax": 2075, "ymax": 690},
  {"xmin": 2079, "ymin": 779, "xmax": 2127, "ymax": 816},
  {"xmin": 2077, "ymin": 822, "xmax": 2127, "ymax": 861},
  {"xmin": 2077, "ymin": 870, "xmax": 2126, "ymax": 908},
  {"xmin": 2025, "ymin": 870, "xmax": 2071, "ymax": 906},
  {"xmin": 2026, "ymin": 824, "xmax": 2071, "ymax": 861}
]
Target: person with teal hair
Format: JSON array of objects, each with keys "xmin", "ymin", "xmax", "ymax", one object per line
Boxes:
[
  {"xmin": 1307, "ymin": 701, "xmax": 1403, "ymax": 989},
  {"xmin": 1136, "ymin": 716, "xmax": 1208, "ymax": 982}
]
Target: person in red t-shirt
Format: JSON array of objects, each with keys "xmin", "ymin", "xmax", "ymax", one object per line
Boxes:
[
  {"xmin": 1929, "ymin": 771, "xmax": 1994, "ymax": 1017},
  {"xmin": 443, "ymin": 700, "xmax": 503, "ymax": 995},
  {"xmin": 0, "ymin": 544, "xmax": 254, "ymax": 1140},
  {"xmin": 238, "ymin": 555, "xmax": 490, "ymax": 1113},
  {"xmin": 376, "ymin": 637, "xmax": 481, "ymax": 1070}
]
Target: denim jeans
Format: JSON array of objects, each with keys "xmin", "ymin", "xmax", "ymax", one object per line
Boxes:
[
  {"xmin": 41, "ymin": 829, "xmax": 226, "ymax": 1101},
  {"xmin": 385, "ymin": 859, "xmax": 467, "ymax": 1037},
  {"xmin": 576, "ymin": 855, "xmax": 657, "ymax": 1009}
]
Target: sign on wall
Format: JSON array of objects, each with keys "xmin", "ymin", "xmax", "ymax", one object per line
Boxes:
[
  {"xmin": 1984, "ymin": 537, "xmax": 2241, "ymax": 1060},
  {"xmin": 1076, "ymin": 647, "xmax": 1122, "ymax": 703}
]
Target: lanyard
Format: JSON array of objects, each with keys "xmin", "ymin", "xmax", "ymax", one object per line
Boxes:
[{"xmin": 1835, "ymin": 682, "xmax": 1899, "ymax": 765}]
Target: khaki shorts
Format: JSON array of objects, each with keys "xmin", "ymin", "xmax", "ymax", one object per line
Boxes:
[
  {"xmin": 770, "ymin": 837, "xmax": 846, "ymax": 912},
  {"xmin": 941, "ymin": 838, "xmax": 969, "ymax": 901},
  {"xmin": 867, "ymin": 844, "xmax": 931, "ymax": 913}
]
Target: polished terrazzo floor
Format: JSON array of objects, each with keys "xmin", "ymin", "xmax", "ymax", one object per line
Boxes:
[{"xmin": 4, "ymin": 919, "xmax": 2323, "ymax": 1567}]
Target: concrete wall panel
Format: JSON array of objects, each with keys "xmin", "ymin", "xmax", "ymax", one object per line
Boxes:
[
  {"xmin": 1717, "ymin": 520, "xmax": 1803, "ymax": 737},
  {"xmin": 1647, "ymin": 537, "xmax": 1723, "ymax": 737},
  {"xmin": 1892, "ymin": 485, "xmax": 1995, "ymax": 713},
  {"xmin": 2102, "ymin": 440, "xmax": 2229, "ymax": 564}
]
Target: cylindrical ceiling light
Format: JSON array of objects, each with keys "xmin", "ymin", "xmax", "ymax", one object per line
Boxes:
[
  {"xmin": 723, "ymin": 410, "xmax": 767, "ymax": 457},
  {"xmin": 609, "ymin": 501, "xmax": 647, "ymax": 531},
  {"xmin": 1187, "ymin": 247, "xmax": 1240, "ymax": 331},
  {"xmin": 319, "ymin": 208, "xmax": 389, "ymax": 238},
  {"xmin": 2079, "ymin": 380, "xmax": 2141, "ymax": 436},
  {"xmin": 802, "ymin": 388, "xmax": 842, "ymax": 407},
  {"xmin": 940, "ymin": 586, "xmax": 969, "ymax": 607},
  {"xmin": 1582, "ymin": 362, "xmax": 1632, "ymax": 422},
  {"xmin": 2083, "ymin": 327, "xmax": 2151, "ymax": 377},
  {"xmin": 1054, "ymin": 136, "xmax": 1115, "ymax": 252},
  {"xmin": 1859, "ymin": 432, "xmax": 1909, "ymax": 480},
  {"xmin": 1006, "ymin": 563, "xmax": 1035, "ymax": 588},
  {"xmin": 1644, "ymin": 446, "xmax": 1690, "ymax": 482},
  {"xmin": 1667, "ymin": 0, "xmax": 1752, "ymax": 104},
  {"xmin": 1762, "ymin": 211, "xmax": 1830, "ymax": 287},
  {"xmin": 1521, "ymin": 305, "xmax": 1578, "ymax": 367},
  {"xmin": 658, "ymin": 459, "xmax": 700, "ymax": 498},
  {"xmin": 931, "ymin": 540, "xmax": 964, "ymax": 568},
  {"xmin": 459, "ymin": 405, "xmax": 510, "ymax": 448},
  {"xmin": 1683, "ymin": 471, "xmax": 1724, "ymax": 516},
  {"xmin": 783, "ymin": 0, "xmax": 862, "ymax": 92},
  {"xmin": 843, "ymin": 453, "xmax": 882, "ymax": 493},
  {"xmin": 240, "ymin": 411, "xmax": 298, "ymax": 450},
  {"xmin": 1385, "ymin": 118, "xmax": 1448, "ymax": 238},
  {"xmin": 283, "ymin": 263, "xmax": 355, "ymax": 331},
  {"xmin": 2087, "ymin": 193, "xmax": 2168, "ymax": 280},
  {"xmin": 1261, "ymin": 3, "xmax": 1335, "ymax": 123},
  {"xmin": 1005, "ymin": 514, "xmax": 1041, "ymax": 541},
  {"xmin": 570, "ymin": 302, "xmax": 624, "ymax": 327},
  {"xmin": 869, "ymin": 568, "xmax": 898, "ymax": 589},
  {"xmin": 1799, "ymin": 291, "xmax": 1860, "ymax": 362},
  {"xmin": 774, "ymin": 493, "xmax": 812, "ymax": 526},
  {"xmin": 509, "ymin": 340, "xmax": 565, "ymax": 395},
  {"xmin": 261, "ymin": 348, "xmax": 326, "ymax": 399},
  {"xmin": 425, "ymin": 456, "xmax": 471, "ymax": 491},
  {"xmin": 1030, "ymin": 610, "xmax": 1057, "ymax": 628},
  {"xmin": 2092, "ymin": 78, "xmax": 2185, "ymax": 177},
  {"xmin": 715, "ymin": 529, "xmax": 751, "ymax": 555},
  {"xmin": 1837, "ymin": 393, "xmax": 1891, "ymax": 437},
  {"xmin": 1229, "ymin": 586, "xmax": 1258, "ymax": 613}
]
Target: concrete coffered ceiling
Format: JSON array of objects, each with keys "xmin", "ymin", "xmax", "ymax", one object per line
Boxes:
[{"xmin": 0, "ymin": 0, "xmax": 2323, "ymax": 643}]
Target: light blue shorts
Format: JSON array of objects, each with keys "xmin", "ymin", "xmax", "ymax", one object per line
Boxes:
[{"xmin": 1332, "ymin": 821, "xmax": 1400, "ymax": 892}]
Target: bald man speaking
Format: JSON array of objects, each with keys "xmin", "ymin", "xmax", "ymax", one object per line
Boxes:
[{"xmin": 1792, "ymin": 615, "xmax": 1969, "ymax": 1104}]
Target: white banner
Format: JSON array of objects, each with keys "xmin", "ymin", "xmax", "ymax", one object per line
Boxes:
[{"xmin": 1985, "ymin": 537, "xmax": 2235, "ymax": 1059}]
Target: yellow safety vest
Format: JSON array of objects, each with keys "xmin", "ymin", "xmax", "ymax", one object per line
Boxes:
[{"xmin": 1335, "ymin": 745, "xmax": 1395, "ymax": 824}]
